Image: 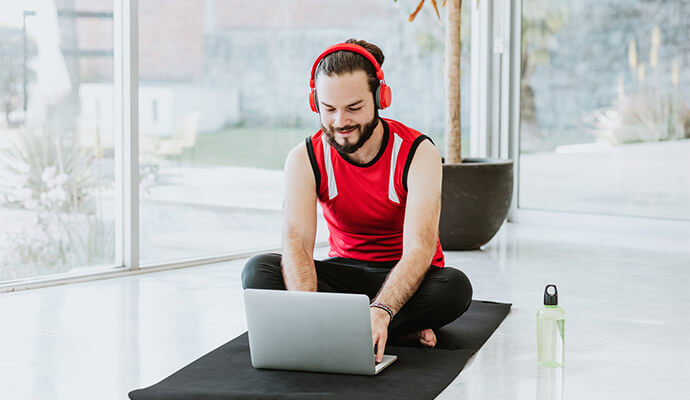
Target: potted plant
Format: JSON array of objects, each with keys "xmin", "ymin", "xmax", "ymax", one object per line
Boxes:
[{"xmin": 403, "ymin": 0, "xmax": 513, "ymax": 249}]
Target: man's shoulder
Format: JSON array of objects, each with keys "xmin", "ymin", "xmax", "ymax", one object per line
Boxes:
[
  {"xmin": 382, "ymin": 118, "xmax": 427, "ymax": 143},
  {"xmin": 304, "ymin": 129, "xmax": 325, "ymax": 147}
]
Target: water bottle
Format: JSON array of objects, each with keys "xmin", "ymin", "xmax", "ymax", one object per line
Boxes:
[{"xmin": 537, "ymin": 284, "xmax": 565, "ymax": 367}]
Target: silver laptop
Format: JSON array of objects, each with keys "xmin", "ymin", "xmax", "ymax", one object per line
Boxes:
[{"xmin": 243, "ymin": 289, "xmax": 397, "ymax": 375}]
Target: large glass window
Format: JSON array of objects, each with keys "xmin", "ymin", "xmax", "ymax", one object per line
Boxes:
[
  {"xmin": 0, "ymin": 1, "xmax": 116, "ymax": 281},
  {"xmin": 0, "ymin": 1, "xmax": 473, "ymax": 281},
  {"xmin": 137, "ymin": 0, "xmax": 472, "ymax": 264},
  {"xmin": 520, "ymin": 0, "xmax": 690, "ymax": 220}
]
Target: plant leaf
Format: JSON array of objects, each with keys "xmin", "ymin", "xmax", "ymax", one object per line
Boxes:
[
  {"xmin": 431, "ymin": 0, "xmax": 441, "ymax": 20},
  {"xmin": 408, "ymin": 0, "xmax": 425, "ymax": 22}
]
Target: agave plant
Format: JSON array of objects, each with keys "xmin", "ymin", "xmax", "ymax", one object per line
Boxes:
[
  {"xmin": 0, "ymin": 129, "xmax": 99, "ymax": 212},
  {"xmin": 590, "ymin": 93, "xmax": 690, "ymax": 145},
  {"xmin": 0, "ymin": 128, "xmax": 113, "ymax": 277}
]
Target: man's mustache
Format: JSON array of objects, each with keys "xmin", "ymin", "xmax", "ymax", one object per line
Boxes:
[{"xmin": 334, "ymin": 125, "xmax": 359, "ymax": 133}]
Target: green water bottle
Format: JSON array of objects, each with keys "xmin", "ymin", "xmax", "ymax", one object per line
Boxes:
[{"xmin": 537, "ymin": 284, "xmax": 565, "ymax": 367}]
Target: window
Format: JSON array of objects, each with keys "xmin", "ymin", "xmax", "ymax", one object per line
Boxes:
[
  {"xmin": 0, "ymin": 1, "xmax": 116, "ymax": 281},
  {"xmin": 0, "ymin": 0, "xmax": 473, "ymax": 283},
  {"xmin": 519, "ymin": 0, "xmax": 690, "ymax": 220},
  {"xmin": 137, "ymin": 0, "xmax": 472, "ymax": 264}
]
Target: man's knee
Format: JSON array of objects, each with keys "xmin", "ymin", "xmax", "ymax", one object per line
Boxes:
[
  {"xmin": 432, "ymin": 267, "xmax": 473, "ymax": 321},
  {"xmin": 241, "ymin": 253, "xmax": 283, "ymax": 289}
]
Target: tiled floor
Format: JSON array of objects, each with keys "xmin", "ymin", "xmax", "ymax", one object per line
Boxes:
[{"xmin": 1, "ymin": 222, "xmax": 688, "ymax": 399}]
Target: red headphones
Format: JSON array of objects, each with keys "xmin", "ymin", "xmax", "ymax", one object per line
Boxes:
[{"xmin": 309, "ymin": 43, "xmax": 392, "ymax": 113}]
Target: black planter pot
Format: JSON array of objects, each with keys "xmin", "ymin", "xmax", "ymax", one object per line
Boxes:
[{"xmin": 439, "ymin": 158, "xmax": 514, "ymax": 250}]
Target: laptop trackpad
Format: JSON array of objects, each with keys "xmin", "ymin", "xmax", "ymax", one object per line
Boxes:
[{"xmin": 374, "ymin": 355, "xmax": 397, "ymax": 375}]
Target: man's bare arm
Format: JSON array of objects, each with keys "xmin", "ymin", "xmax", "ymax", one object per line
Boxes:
[
  {"xmin": 374, "ymin": 139, "xmax": 442, "ymax": 313},
  {"xmin": 281, "ymin": 143, "xmax": 318, "ymax": 291},
  {"xmin": 369, "ymin": 139, "xmax": 442, "ymax": 361}
]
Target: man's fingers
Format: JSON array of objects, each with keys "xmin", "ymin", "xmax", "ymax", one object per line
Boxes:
[
  {"xmin": 372, "ymin": 334, "xmax": 381, "ymax": 362},
  {"xmin": 376, "ymin": 338, "xmax": 384, "ymax": 363},
  {"xmin": 376, "ymin": 334, "xmax": 387, "ymax": 363}
]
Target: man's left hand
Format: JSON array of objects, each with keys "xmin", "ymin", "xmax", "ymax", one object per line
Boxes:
[{"xmin": 370, "ymin": 307, "xmax": 391, "ymax": 363}]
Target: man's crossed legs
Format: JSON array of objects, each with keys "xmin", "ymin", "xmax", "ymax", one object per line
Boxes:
[{"xmin": 241, "ymin": 253, "xmax": 473, "ymax": 343}]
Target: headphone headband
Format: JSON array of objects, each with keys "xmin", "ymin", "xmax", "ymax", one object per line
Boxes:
[
  {"xmin": 308, "ymin": 42, "xmax": 391, "ymax": 112},
  {"xmin": 309, "ymin": 43, "xmax": 385, "ymax": 89}
]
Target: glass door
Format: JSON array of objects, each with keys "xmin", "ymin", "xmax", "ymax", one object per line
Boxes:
[{"xmin": 519, "ymin": 0, "xmax": 690, "ymax": 220}]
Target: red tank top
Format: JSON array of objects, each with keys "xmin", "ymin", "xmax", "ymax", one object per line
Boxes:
[{"xmin": 306, "ymin": 118, "xmax": 445, "ymax": 267}]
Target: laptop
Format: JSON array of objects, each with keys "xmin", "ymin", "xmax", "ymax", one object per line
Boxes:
[{"xmin": 243, "ymin": 289, "xmax": 397, "ymax": 375}]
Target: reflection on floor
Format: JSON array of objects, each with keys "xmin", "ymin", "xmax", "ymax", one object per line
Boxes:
[{"xmin": 0, "ymin": 223, "xmax": 688, "ymax": 399}]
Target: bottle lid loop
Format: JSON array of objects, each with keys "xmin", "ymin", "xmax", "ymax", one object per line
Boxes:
[{"xmin": 544, "ymin": 284, "xmax": 558, "ymax": 306}]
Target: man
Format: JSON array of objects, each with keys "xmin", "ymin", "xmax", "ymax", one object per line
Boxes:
[{"xmin": 242, "ymin": 39, "xmax": 473, "ymax": 362}]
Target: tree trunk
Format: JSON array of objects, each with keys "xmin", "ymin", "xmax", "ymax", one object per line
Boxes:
[{"xmin": 444, "ymin": 0, "xmax": 462, "ymax": 163}]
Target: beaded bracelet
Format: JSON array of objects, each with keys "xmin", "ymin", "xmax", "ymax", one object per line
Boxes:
[{"xmin": 370, "ymin": 302, "xmax": 394, "ymax": 321}]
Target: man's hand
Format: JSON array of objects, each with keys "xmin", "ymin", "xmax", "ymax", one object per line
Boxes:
[{"xmin": 370, "ymin": 307, "xmax": 391, "ymax": 363}]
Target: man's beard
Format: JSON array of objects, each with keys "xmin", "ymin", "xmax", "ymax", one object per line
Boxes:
[{"xmin": 322, "ymin": 111, "xmax": 379, "ymax": 154}]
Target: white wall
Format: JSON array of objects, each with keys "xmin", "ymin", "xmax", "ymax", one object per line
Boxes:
[{"xmin": 77, "ymin": 83, "xmax": 240, "ymax": 149}]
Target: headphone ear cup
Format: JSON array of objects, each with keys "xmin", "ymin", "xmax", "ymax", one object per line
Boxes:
[
  {"xmin": 378, "ymin": 84, "xmax": 392, "ymax": 109},
  {"xmin": 374, "ymin": 86, "xmax": 382, "ymax": 109},
  {"xmin": 309, "ymin": 89, "xmax": 318, "ymax": 113}
]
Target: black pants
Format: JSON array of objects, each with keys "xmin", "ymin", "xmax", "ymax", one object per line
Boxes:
[{"xmin": 241, "ymin": 253, "xmax": 473, "ymax": 337}]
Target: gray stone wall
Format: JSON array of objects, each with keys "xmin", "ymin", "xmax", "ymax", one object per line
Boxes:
[
  {"xmin": 524, "ymin": 0, "xmax": 690, "ymax": 149},
  {"xmin": 202, "ymin": 15, "xmax": 472, "ymax": 141}
]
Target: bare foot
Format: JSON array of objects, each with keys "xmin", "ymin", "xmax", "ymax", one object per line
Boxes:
[{"xmin": 417, "ymin": 328, "xmax": 437, "ymax": 347}]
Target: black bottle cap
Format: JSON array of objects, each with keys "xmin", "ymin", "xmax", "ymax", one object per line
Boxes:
[{"xmin": 543, "ymin": 284, "xmax": 558, "ymax": 306}]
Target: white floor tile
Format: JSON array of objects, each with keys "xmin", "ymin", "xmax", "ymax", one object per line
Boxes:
[{"xmin": 1, "ymin": 223, "xmax": 688, "ymax": 399}]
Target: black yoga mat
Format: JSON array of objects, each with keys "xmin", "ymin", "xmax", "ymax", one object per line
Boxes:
[{"xmin": 130, "ymin": 300, "xmax": 511, "ymax": 400}]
